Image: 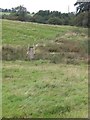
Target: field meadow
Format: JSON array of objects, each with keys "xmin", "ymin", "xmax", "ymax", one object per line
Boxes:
[
  {"xmin": 2, "ymin": 20, "xmax": 88, "ymax": 46},
  {"xmin": 2, "ymin": 19, "xmax": 88, "ymax": 118}
]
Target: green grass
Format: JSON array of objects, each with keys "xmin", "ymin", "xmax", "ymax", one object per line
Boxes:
[
  {"xmin": 2, "ymin": 19, "xmax": 88, "ymax": 46},
  {"xmin": 2, "ymin": 19, "xmax": 88, "ymax": 118},
  {"xmin": 2, "ymin": 60, "xmax": 88, "ymax": 118}
]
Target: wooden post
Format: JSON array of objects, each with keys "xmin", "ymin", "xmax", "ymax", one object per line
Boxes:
[{"xmin": 27, "ymin": 46, "xmax": 35, "ymax": 60}]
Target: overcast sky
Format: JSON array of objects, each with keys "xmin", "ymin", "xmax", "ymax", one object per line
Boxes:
[{"xmin": 0, "ymin": 0, "xmax": 77, "ymax": 13}]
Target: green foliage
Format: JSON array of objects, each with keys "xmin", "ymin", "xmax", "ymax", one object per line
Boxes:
[
  {"xmin": 2, "ymin": 6, "xmax": 30, "ymax": 21},
  {"xmin": 14, "ymin": 5, "xmax": 28, "ymax": 21},
  {"xmin": 47, "ymin": 17, "xmax": 62, "ymax": 25},
  {"xmin": 74, "ymin": 11, "xmax": 89, "ymax": 27},
  {"xmin": 1, "ymin": 4, "xmax": 90, "ymax": 27},
  {"xmin": 32, "ymin": 10, "xmax": 75, "ymax": 25},
  {"xmin": 74, "ymin": 2, "xmax": 90, "ymax": 27},
  {"xmin": 1, "ymin": 7, "xmax": 76, "ymax": 26},
  {"xmin": 74, "ymin": 2, "xmax": 90, "ymax": 13}
]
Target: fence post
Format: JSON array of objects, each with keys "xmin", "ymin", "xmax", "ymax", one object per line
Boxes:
[{"xmin": 27, "ymin": 46, "xmax": 35, "ymax": 60}]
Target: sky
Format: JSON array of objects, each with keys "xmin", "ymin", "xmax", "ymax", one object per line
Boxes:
[{"xmin": 0, "ymin": 0, "xmax": 77, "ymax": 13}]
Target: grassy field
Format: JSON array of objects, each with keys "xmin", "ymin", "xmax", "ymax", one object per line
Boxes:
[
  {"xmin": 2, "ymin": 61, "xmax": 88, "ymax": 118},
  {"xmin": 2, "ymin": 19, "xmax": 88, "ymax": 118},
  {"xmin": 2, "ymin": 20, "xmax": 88, "ymax": 46},
  {"xmin": 2, "ymin": 20, "xmax": 88, "ymax": 63}
]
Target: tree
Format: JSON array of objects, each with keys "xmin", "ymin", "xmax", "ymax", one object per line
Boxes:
[
  {"xmin": 14, "ymin": 5, "xmax": 28, "ymax": 21},
  {"xmin": 47, "ymin": 17, "xmax": 62, "ymax": 25},
  {"xmin": 74, "ymin": 2, "xmax": 90, "ymax": 13},
  {"xmin": 74, "ymin": 2, "xmax": 90, "ymax": 27},
  {"xmin": 74, "ymin": 11, "xmax": 88, "ymax": 26},
  {"xmin": 32, "ymin": 14, "xmax": 45, "ymax": 23},
  {"xmin": 11, "ymin": 8, "xmax": 16, "ymax": 13}
]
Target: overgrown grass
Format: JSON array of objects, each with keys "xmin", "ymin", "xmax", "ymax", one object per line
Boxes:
[
  {"xmin": 2, "ymin": 61, "xmax": 88, "ymax": 118},
  {"xmin": 2, "ymin": 40, "xmax": 88, "ymax": 64}
]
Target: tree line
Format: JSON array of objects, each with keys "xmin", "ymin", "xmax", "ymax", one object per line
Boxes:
[
  {"xmin": 0, "ymin": 2, "xmax": 90, "ymax": 27},
  {"xmin": 0, "ymin": 6, "xmax": 75, "ymax": 26}
]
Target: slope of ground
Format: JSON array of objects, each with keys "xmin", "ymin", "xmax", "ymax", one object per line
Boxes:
[
  {"xmin": 2, "ymin": 20, "xmax": 88, "ymax": 64},
  {"xmin": 2, "ymin": 19, "xmax": 88, "ymax": 118},
  {"xmin": 2, "ymin": 19, "xmax": 88, "ymax": 46}
]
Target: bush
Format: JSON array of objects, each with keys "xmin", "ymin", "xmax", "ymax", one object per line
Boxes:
[{"xmin": 47, "ymin": 17, "xmax": 62, "ymax": 25}]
